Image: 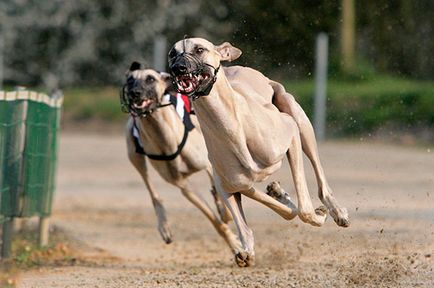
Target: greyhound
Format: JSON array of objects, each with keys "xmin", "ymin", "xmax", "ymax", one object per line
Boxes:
[
  {"xmin": 121, "ymin": 62, "xmax": 240, "ymax": 253},
  {"xmin": 168, "ymin": 38, "xmax": 349, "ymax": 267}
]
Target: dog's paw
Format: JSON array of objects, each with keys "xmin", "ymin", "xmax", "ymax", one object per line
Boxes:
[
  {"xmin": 235, "ymin": 251, "xmax": 255, "ymax": 268},
  {"xmin": 315, "ymin": 205, "xmax": 327, "ymax": 217},
  {"xmin": 330, "ymin": 207, "xmax": 350, "ymax": 228},
  {"xmin": 266, "ymin": 181, "xmax": 292, "ymax": 204},
  {"xmin": 266, "ymin": 181, "xmax": 297, "ymax": 217},
  {"xmin": 158, "ymin": 223, "xmax": 173, "ymax": 244}
]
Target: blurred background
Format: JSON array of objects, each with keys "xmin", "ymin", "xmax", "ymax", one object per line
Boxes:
[
  {"xmin": 0, "ymin": 0, "xmax": 433, "ymax": 141},
  {"xmin": 1, "ymin": 2, "xmax": 434, "ymax": 286}
]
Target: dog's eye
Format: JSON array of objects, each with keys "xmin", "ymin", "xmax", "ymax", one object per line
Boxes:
[
  {"xmin": 196, "ymin": 47, "xmax": 204, "ymax": 54},
  {"xmin": 168, "ymin": 49, "xmax": 177, "ymax": 58},
  {"xmin": 146, "ymin": 76, "xmax": 156, "ymax": 83}
]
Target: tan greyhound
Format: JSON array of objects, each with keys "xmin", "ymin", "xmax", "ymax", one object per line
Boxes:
[
  {"xmin": 168, "ymin": 38, "xmax": 349, "ymax": 267},
  {"xmin": 121, "ymin": 62, "xmax": 240, "ymax": 252}
]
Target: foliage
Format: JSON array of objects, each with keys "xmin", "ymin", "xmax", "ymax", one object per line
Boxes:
[
  {"xmin": 61, "ymin": 76, "xmax": 434, "ymax": 139},
  {"xmin": 0, "ymin": 0, "xmax": 433, "ymax": 87},
  {"xmin": 285, "ymin": 76, "xmax": 434, "ymax": 137},
  {"xmin": 63, "ymin": 86, "xmax": 125, "ymax": 121},
  {"xmin": 222, "ymin": 1, "xmax": 341, "ymax": 80},
  {"xmin": 0, "ymin": 0, "xmax": 201, "ymax": 87},
  {"xmin": 357, "ymin": 1, "xmax": 434, "ymax": 79}
]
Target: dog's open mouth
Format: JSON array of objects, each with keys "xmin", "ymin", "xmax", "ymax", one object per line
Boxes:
[
  {"xmin": 132, "ymin": 98, "xmax": 154, "ymax": 110},
  {"xmin": 175, "ymin": 73, "xmax": 210, "ymax": 94}
]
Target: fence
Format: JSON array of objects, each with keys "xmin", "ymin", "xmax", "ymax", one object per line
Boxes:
[{"xmin": 0, "ymin": 90, "xmax": 63, "ymax": 258}]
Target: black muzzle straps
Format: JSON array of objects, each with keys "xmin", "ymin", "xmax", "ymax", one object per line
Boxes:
[
  {"xmin": 170, "ymin": 51, "xmax": 221, "ymax": 100},
  {"xmin": 190, "ymin": 64, "xmax": 220, "ymax": 100},
  {"xmin": 120, "ymin": 84, "xmax": 131, "ymax": 113},
  {"xmin": 119, "ymin": 84, "xmax": 171, "ymax": 118}
]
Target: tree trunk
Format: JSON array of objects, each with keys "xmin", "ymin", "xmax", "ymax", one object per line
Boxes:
[{"xmin": 341, "ymin": 0, "xmax": 356, "ymax": 74}]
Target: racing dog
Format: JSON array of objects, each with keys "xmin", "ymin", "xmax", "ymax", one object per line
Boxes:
[
  {"xmin": 121, "ymin": 62, "xmax": 239, "ymax": 253},
  {"xmin": 168, "ymin": 38, "xmax": 349, "ymax": 267}
]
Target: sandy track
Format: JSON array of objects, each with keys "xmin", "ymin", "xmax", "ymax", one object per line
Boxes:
[{"xmin": 18, "ymin": 132, "xmax": 433, "ymax": 287}]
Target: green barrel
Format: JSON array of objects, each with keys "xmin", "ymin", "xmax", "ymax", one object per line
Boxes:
[
  {"xmin": 21, "ymin": 94, "xmax": 61, "ymax": 216},
  {"xmin": 0, "ymin": 92, "xmax": 26, "ymax": 217},
  {"xmin": 0, "ymin": 91, "xmax": 62, "ymax": 218}
]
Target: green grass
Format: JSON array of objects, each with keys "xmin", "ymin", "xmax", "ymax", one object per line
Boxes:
[
  {"xmin": 60, "ymin": 75, "xmax": 434, "ymax": 137},
  {"xmin": 0, "ymin": 225, "xmax": 117, "ymax": 288},
  {"xmin": 284, "ymin": 75, "xmax": 434, "ymax": 136},
  {"xmin": 0, "ymin": 227, "xmax": 79, "ymax": 288},
  {"xmin": 63, "ymin": 87, "xmax": 125, "ymax": 122}
]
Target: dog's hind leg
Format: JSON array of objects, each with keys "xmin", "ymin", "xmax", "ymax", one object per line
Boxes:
[
  {"xmin": 284, "ymin": 117, "xmax": 327, "ymax": 226},
  {"xmin": 206, "ymin": 165, "xmax": 233, "ymax": 223},
  {"xmin": 270, "ymin": 81, "xmax": 349, "ymax": 227},
  {"xmin": 242, "ymin": 187, "xmax": 298, "ymax": 221},
  {"xmin": 126, "ymin": 131, "xmax": 173, "ymax": 244},
  {"xmin": 178, "ymin": 179, "xmax": 241, "ymax": 254},
  {"xmin": 266, "ymin": 181, "xmax": 298, "ymax": 211}
]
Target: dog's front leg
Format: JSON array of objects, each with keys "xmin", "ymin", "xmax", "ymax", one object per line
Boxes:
[
  {"xmin": 205, "ymin": 165, "xmax": 233, "ymax": 223},
  {"xmin": 178, "ymin": 179, "xmax": 241, "ymax": 255},
  {"xmin": 224, "ymin": 192, "xmax": 255, "ymax": 267},
  {"xmin": 214, "ymin": 180, "xmax": 255, "ymax": 267},
  {"xmin": 145, "ymin": 175, "xmax": 173, "ymax": 244},
  {"xmin": 127, "ymin": 140, "xmax": 173, "ymax": 244}
]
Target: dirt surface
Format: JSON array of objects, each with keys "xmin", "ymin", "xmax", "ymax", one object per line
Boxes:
[{"xmin": 17, "ymin": 132, "xmax": 433, "ymax": 287}]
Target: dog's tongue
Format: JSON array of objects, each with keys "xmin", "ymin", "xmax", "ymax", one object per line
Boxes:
[
  {"xmin": 179, "ymin": 77, "xmax": 196, "ymax": 93},
  {"xmin": 181, "ymin": 79, "xmax": 190, "ymax": 88},
  {"xmin": 133, "ymin": 99, "xmax": 153, "ymax": 109}
]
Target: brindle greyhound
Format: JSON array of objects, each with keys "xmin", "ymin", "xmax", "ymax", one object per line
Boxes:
[
  {"xmin": 168, "ymin": 38, "xmax": 349, "ymax": 267},
  {"xmin": 121, "ymin": 62, "xmax": 240, "ymax": 252}
]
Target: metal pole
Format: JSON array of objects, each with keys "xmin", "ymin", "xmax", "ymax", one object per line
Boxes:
[
  {"xmin": 38, "ymin": 216, "xmax": 50, "ymax": 247},
  {"xmin": 1, "ymin": 217, "xmax": 14, "ymax": 259},
  {"xmin": 341, "ymin": 0, "xmax": 356, "ymax": 73},
  {"xmin": 0, "ymin": 31, "xmax": 4, "ymax": 90},
  {"xmin": 314, "ymin": 33, "xmax": 329, "ymax": 141},
  {"xmin": 153, "ymin": 35, "xmax": 167, "ymax": 72}
]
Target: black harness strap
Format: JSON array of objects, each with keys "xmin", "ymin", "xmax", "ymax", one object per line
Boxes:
[{"xmin": 132, "ymin": 120, "xmax": 189, "ymax": 161}]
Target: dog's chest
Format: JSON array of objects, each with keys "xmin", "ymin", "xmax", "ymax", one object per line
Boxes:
[
  {"xmin": 236, "ymin": 101, "xmax": 293, "ymax": 165},
  {"xmin": 212, "ymin": 152, "xmax": 283, "ymax": 192},
  {"xmin": 204, "ymin": 127, "xmax": 284, "ymax": 192},
  {"xmin": 150, "ymin": 158, "xmax": 189, "ymax": 183}
]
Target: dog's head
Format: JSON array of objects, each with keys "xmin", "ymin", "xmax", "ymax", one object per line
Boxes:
[
  {"xmin": 168, "ymin": 38, "xmax": 241, "ymax": 96},
  {"xmin": 121, "ymin": 62, "xmax": 173, "ymax": 116}
]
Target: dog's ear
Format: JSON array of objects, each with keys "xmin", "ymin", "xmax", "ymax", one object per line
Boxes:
[
  {"xmin": 160, "ymin": 72, "xmax": 175, "ymax": 93},
  {"xmin": 129, "ymin": 61, "xmax": 142, "ymax": 71},
  {"xmin": 159, "ymin": 72, "xmax": 172, "ymax": 82},
  {"xmin": 125, "ymin": 61, "xmax": 142, "ymax": 77},
  {"xmin": 215, "ymin": 42, "xmax": 242, "ymax": 62}
]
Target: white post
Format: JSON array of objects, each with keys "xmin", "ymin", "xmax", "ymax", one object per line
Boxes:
[
  {"xmin": 314, "ymin": 33, "xmax": 329, "ymax": 141},
  {"xmin": 153, "ymin": 35, "xmax": 167, "ymax": 72}
]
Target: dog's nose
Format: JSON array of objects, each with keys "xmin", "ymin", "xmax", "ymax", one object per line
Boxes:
[
  {"xmin": 130, "ymin": 88, "xmax": 142, "ymax": 99},
  {"xmin": 171, "ymin": 63, "xmax": 188, "ymax": 75}
]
